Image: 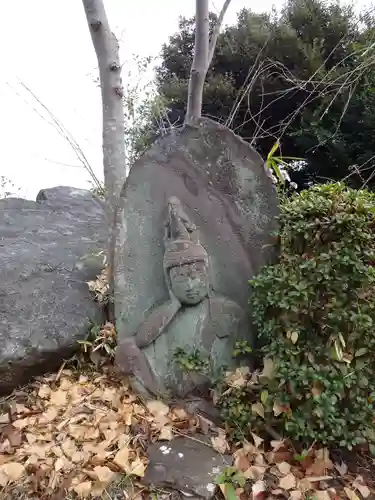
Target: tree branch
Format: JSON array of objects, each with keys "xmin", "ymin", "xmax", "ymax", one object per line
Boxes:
[
  {"xmin": 185, "ymin": 0, "xmax": 232, "ymax": 125},
  {"xmin": 208, "ymin": 0, "xmax": 232, "ymax": 67}
]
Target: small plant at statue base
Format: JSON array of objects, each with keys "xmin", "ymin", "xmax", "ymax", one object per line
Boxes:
[
  {"xmin": 173, "ymin": 348, "xmax": 211, "ymax": 374},
  {"xmin": 247, "ymin": 183, "xmax": 375, "ymax": 450},
  {"xmin": 78, "ymin": 321, "xmax": 117, "ymax": 366},
  {"xmin": 215, "ymin": 467, "xmax": 246, "ymax": 500},
  {"xmin": 232, "ymin": 340, "xmax": 252, "ymax": 357}
]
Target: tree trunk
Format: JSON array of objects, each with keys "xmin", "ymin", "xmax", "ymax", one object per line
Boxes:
[
  {"xmin": 82, "ymin": 0, "xmax": 126, "ymax": 322},
  {"xmin": 185, "ymin": 0, "xmax": 232, "ymax": 125},
  {"xmin": 185, "ymin": 0, "xmax": 209, "ymax": 124}
]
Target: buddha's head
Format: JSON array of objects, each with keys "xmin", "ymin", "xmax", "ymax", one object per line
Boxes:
[{"xmin": 164, "ymin": 240, "xmax": 209, "ymax": 305}]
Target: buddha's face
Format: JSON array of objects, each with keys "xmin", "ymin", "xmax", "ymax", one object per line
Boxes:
[{"xmin": 169, "ymin": 261, "xmax": 209, "ymax": 305}]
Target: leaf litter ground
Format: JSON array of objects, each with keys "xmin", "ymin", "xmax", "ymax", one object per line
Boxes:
[{"xmin": 0, "ymin": 366, "xmax": 374, "ymax": 500}]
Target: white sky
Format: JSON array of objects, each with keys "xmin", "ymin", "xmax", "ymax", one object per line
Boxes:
[{"xmin": 0, "ymin": 0, "xmax": 368, "ymax": 200}]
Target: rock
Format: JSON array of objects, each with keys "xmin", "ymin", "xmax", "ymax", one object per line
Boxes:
[
  {"xmin": 0, "ymin": 186, "xmax": 106, "ymax": 393},
  {"xmin": 115, "ymin": 118, "xmax": 278, "ymax": 396},
  {"xmin": 143, "ymin": 437, "xmax": 233, "ymax": 498}
]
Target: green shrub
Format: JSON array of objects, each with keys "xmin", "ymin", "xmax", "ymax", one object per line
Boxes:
[{"xmin": 250, "ymin": 183, "xmax": 375, "ymax": 449}]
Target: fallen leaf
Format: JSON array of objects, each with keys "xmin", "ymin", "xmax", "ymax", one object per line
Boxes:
[
  {"xmin": 41, "ymin": 406, "xmax": 59, "ymax": 423},
  {"xmin": 344, "ymin": 488, "xmax": 361, "ymax": 500},
  {"xmin": 279, "ymin": 473, "xmax": 297, "ymax": 490},
  {"xmin": 235, "ymin": 454, "xmax": 251, "ymax": 471},
  {"xmin": 73, "ymin": 481, "xmax": 92, "ymax": 498},
  {"xmin": 270, "ymin": 440, "xmax": 286, "ymax": 451},
  {"xmin": 113, "ymin": 446, "xmax": 129, "ymax": 471},
  {"xmin": 158, "ymin": 425, "xmax": 174, "ymax": 441},
  {"xmin": 211, "ymin": 431, "xmax": 229, "ymax": 454},
  {"xmin": 353, "ymin": 476, "xmax": 371, "ymax": 498},
  {"xmin": 298, "ymin": 478, "xmax": 312, "ymax": 492},
  {"xmin": 50, "ymin": 390, "xmax": 67, "ymax": 405},
  {"xmin": 94, "ymin": 465, "xmax": 117, "ymax": 485},
  {"xmin": 244, "ymin": 466, "xmax": 266, "ymax": 480},
  {"xmin": 251, "ymin": 402, "xmax": 265, "ymax": 419},
  {"xmin": 146, "ymin": 400, "xmax": 169, "ymax": 417},
  {"xmin": 129, "ymin": 457, "xmax": 146, "ymax": 477},
  {"xmin": 225, "ymin": 367, "xmax": 250, "ymax": 388},
  {"xmin": 0, "ymin": 462, "xmax": 26, "ymax": 483},
  {"xmin": 2, "ymin": 425, "xmax": 22, "ymax": 447},
  {"xmin": 251, "ymin": 432, "xmax": 264, "ymax": 448},
  {"xmin": 277, "ymin": 461, "xmax": 291, "ymax": 475},
  {"xmin": 12, "ymin": 417, "xmax": 31, "ymax": 430},
  {"xmin": 289, "ymin": 490, "xmax": 302, "ymax": 500},
  {"xmin": 90, "ymin": 481, "xmax": 107, "ymax": 497},
  {"xmin": 334, "ymin": 461, "xmax": 348, "ymax": 476},
  {"xmin": 38, "ymin": 384, "xmax": 51, "ymax": 398},
  {"xmin": 252, "ymin": 479, "xmax": 266, "ymax": 498}
]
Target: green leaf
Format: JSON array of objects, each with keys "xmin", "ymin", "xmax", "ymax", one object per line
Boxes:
[
  {"xmin": 267, "ymin": 140, "xmax": 280, "ymax": 160},
  {"xmin": 261, "ymin": 390, "xmax": 269, "ymax": 405},
  {"xmin": 223, "ymin": 483, "xmax": 239, "ymax": 500},
  {"xmin": 355, "ymin": 347, "xmax": 368, "ymax": 357}
]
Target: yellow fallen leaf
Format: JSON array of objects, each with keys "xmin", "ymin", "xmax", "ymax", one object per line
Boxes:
[
  {"xmin": 74, "ymin": 480, "xmax": 92, "ymax": 498},
  {"xmin": 277, "ymin": 461, "xmax": 291, "ymax": 475},
  {"xmin": 211, "ymin": 431, "xmax": 229, "ymax": 454},
  {"xmin": 62, "ymin": 438, "xmax": 77, "ymax": 458},
  {"xmin": 251, "ymin": 402, "xmax": 265, "ymax": 419},
  {"xmin": 290, "ymin": 490, "xmax": 302, "ymax": 500},
  {"xmin": 251, "ymin": 432, "xmax": 263, "ymax": 448},
  {"xmin": 91, "ymin": 481, "xmax": 107, "ymax": 497},
  {"xmin": 94, "ymin": 465, "xmax": 117, "ymax": 485},
  {"xmin": 113, "ymin": 446, "xmax": 130, "ymax": 471},
  {"xmin": 0, "ymin": 470, "xmax": 7, "ymax": 488},
  {"xmin": 129, "ymin": 457, "xmax": 146, "ymax": 477},
  {"xmin": 0, "ymin": 414, "xmax": 9, "ymax": 424},
  {"xmin": 38, "ymin": 384, "xmax": 51, "ymax": 398},
  {"xmin": 298, "ymin": 478, "xmax": 312, "ymax": 492},
  {"xmin": 252, "ymin": 480, "xmax": 266, "ymax": 498},
  {"xmin": 41, "ymin": 406, "xmax": 58, "ymax": 423},
  {"xmin": 158, "ymin": 425, "xmax": 174, "ymax": 441},
  {"xmin": 50, "ymin": 389, "xmax": 67, "ymax": 405},
  {"xmin": 353, "ymin": 476, "xmax": 371, "ymax": 498},
  {"xmin": 279, "ymin": 473, "xmax": 296, "ymax": 490},
  {"xmin": 12, "ymin": 417, "xmax": 32, "ymax": 430},
  {"xmin": 344, "ymin": 487, "xmax": 362, "ymax": 500},
  {"xmin": 334, "ymin": 461, "xmax": 348, "ymax": 476},
  {"xmin": 146, "ymin": 400, "xmax": 169, "ymax": 417},
  {"xmin": 54, "ymin": 455, "xmax": 72, "ymax": 472},
  {"xmin": 243, "ymin": 466, "xmax": 266, "ymax": 480},
  {"xmin": 72, "ymin": 450, "xmax": 90, "ymax": 464},
  {"xmin": 225, "ymin": 367, "xmax": 249, "ymax": 388},
  {"xmin": 0, "ymin": 462, "xmax": 25, "ymax": 483}
]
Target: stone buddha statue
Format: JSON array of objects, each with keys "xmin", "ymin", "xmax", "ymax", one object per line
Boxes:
[{"xmin": 115, "ymin": 197, "xmax": 250, "ymax": 398}]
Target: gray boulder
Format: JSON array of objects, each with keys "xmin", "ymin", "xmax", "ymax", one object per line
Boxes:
[
  {"xmin": 0, "ymin": 186, "xmax": 106, "ymax": 393},
  {"xmin": 115, "ymin": 119, "xmax": 279, "ymax": 397},
  {"xmin": 143, "ymin": 437, "xmax": 233, "ymax": 498}
]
